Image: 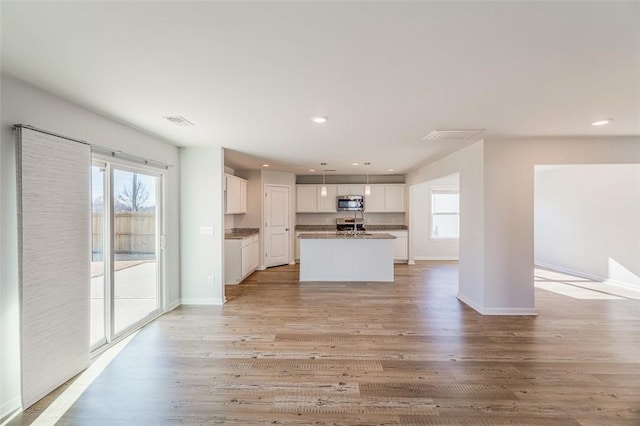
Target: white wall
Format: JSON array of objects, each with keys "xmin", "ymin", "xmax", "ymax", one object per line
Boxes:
[
  {"xmin": 0, "ymin": 110, "xmax": 19, "ymax": 418},
  {"xmin": 407, "ymin": 141, "xmax": 486, "ymax": 312},
  {"xmin": 535, "ymin": 164, "xmax": 640, "ymax": 288},
  {"xmin": 180, "ymin": 147, "xmax": 225, "ymax": 305},
  {"xmin": 0, "ymin": 73, "xmax": 181, "ymax": 418},
  {"xmin": 410, "ymin": 174, "xmax": 460, "ymax": 261}
]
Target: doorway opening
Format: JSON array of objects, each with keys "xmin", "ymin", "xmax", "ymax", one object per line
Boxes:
[
  {"xmin": 409, "ymin": 173, "xmax": 460, "ymax": 265},
  {"xmin": 533, "ymin": 164, "xmax": 640, "ymax": 302}
]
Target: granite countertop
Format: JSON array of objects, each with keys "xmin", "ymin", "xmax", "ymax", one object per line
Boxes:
[
  {"xmin": 298, "ymin": 232, "xmax": 396, "ymax": 240},
  {"xmin": 365, "ymin": 224, "xmax": 408, "ymax": 231},
  {"xmin": 295, "ymin": 224, "xmax": 408, "ymax": 231},
  {"xmin": 224, "ymin": 228, "xmax": 260, "ymax": 239},
  {"xmin": 295, "ymin": 225, "xmax": 335, "ymax": 231}
]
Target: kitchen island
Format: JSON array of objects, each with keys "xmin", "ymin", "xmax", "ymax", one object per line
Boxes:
[{"xmin": 298, "ymin": 233, "xmax": 396, "ymax": 282}]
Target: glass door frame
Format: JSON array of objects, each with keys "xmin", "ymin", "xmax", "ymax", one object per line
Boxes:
[{"xmin": 90, "ymin": 155, "xmax": 166, "ymax": 354}]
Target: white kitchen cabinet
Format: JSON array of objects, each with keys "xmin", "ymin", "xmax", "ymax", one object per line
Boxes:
[
  {"xmin": 364, "ymin": 184, "xmax": 405, "ymax": 212},
  {"xmin": 225, "ymin": 234, "xmax": 259, "ymax": 284},
  {"xmin": 297, "ymin": 185, "xmax": 338, "ymax": 212},
  {"xmin": 337, "ymin": 185, "xmax": 366, "ymax": 196},
  {"xmin": 296, "ymin": 185, "xmax": 317, "ymax": 212},
  {"xmin": 369, "ymin": 230, "xmax": 408, "ymax": 262},
  {"xmin": 225, "ymin": 173, "xmax": 247, "ymax": 214},
  {"xmin": 296, "ymin": 184, "xmax": 404, "ymax": 213},
  {"xmin": 316, "ymin": 185, "xmax": 337, "ymax": 212},
  {"xmin": 384, "ymin": 185, "xmax": 405, "ymax": 212},
  {"xmin": 294, "ymin": 231, "xmax": 305, "ymax": 259},
  {"xmin": 365, "ymin": 185, "xmax": 386, "ymax": 212},
  {"xmin": 390, "ymin": 230, "xmax": 408, "ymax": 261},
  {"xmin": 241, "ymin": 240, "xmax": 253, "ymax": 277}
]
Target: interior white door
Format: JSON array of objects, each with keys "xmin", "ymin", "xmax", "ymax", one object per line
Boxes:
[{"xmin": 265, "ymin": 185, "xmax": 290, "ymax": 267}]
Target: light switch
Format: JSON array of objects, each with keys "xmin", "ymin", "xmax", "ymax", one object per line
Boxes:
[{"xmin": 199, "ymin": 226, "xmax": 214, "ymax": 235}]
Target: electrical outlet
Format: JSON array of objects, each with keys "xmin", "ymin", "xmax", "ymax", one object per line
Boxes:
[{"xmin": 208, "ymin": 275, "xmax": 214, "ymax": 285}]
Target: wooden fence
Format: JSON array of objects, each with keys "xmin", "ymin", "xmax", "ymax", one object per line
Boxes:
[{"xmin": 92, "ymin": 212, "xmax": 156, "ymax": 254}]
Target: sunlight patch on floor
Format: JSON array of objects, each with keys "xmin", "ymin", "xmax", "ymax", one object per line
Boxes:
[
  {"xmin": 534, "ymin": 268, "xmax": 640, "ymax": 300},
  {"xmin": 29, "ymin": 331, "xmax": 138, "ymax": 426},
  {"xmin": 535, "ymin": 281, "xmax": 623, "ymax": 299}
]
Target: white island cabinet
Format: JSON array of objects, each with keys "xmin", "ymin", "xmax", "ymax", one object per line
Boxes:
[{"xmin": 299, "ymin": 233, "xmax": 396, "ymax": 282}]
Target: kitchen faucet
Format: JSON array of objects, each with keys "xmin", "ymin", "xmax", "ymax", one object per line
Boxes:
[{"xmin": 352, "ymin": 208, "xmax": 365, "ymax": 234}]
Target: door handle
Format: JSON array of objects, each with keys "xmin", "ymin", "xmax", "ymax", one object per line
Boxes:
[{"xmin": 285, "ymin": 228, "xmax": 289, "ymax": 231}]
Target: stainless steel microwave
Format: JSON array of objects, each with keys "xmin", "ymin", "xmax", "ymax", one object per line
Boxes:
[{"xmin": 336, "ymin": 195, "xmax": 364, "ymax": 211}]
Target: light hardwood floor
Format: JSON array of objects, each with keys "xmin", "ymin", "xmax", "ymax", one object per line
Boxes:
[{"xmin": 10, "ymin": 261, "xmax": 640, "ymax": 425}]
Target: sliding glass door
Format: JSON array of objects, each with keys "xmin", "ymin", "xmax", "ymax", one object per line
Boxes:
[
  {"xmin": 91, "ymin": 160, "xmax": 163, "ymax": 351},
  {"xmin": 112, "ymin": 168, "xmax": 159, "ymax": 334}
]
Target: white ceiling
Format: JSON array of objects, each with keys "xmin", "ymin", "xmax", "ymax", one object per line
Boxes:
[{"xmin": 2, "ymin": 1, "xmax": 638, "ymax": 175}]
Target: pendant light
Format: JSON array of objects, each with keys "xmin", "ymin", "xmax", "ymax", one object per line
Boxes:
[
  {"xmin": 364, "ymin": 162, "xmax": 371, "ymax": 196},
  {"xmin": 320, "ymin": 162, "xmax": 327, "ymax": 197}
]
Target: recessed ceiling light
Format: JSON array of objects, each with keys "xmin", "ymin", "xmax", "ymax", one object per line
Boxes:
[
  {"xmin": 309, "ymin": 169, "xmax": 316, "ymax": 172},
  {"xmin": 262, "ymin": 164, "xmax": 270, "ymax": 167},
  {"xmin": 352, "ymin": 162, "xmax": 359, "ymax": 166},
  {"xmin": 387, "ymin": 168, "xmax": 394, "ymax": 172},
  {"xmin": 592, "ymin": 119, "xmax": 613, "ymax": 126},
  {"xmin": 311, "ymin": 116, "xmax": 328, "ymax": 124}
]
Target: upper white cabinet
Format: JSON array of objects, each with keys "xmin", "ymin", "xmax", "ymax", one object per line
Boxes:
[
  {"xmin": 365, "ymin": 184, "xmax": 405, "ymax": 212},
  {"xmin": 336, "ymin": 185, "xmax": 366, "ymax": 196},
  {"xmin": 365, "ymin": 185, "xmax": 386, "ymax": 212},
  {"xmin": 296, "ymin": 185, "xmax": 317, "ymax": 212},
  {"xmin": 384, "ymin": 185, "xmax": 405, "ymax": 212},
  {"xmin": 297, "ymin": 185, "xmax": 338, "ymax": 212},
  {"xmin": 316, "ymin": 185, "xmax": 337, "ymax": 212},
  {"xmin": 296, "ymin": 183, "xmax": 405, "ymax": 213},
  {"xmin": 225, "ymin": 173, "xmax": 247, "ymax": 214}
]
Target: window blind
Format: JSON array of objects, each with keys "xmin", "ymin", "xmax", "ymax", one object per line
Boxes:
[{"xmin": 15, "ymin": 126, "xmax": 91, "ymax": 409}]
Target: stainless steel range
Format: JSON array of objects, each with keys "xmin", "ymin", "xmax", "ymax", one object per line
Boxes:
[{"xmin": 336, "ymin": 217, "xmax": 365, "ymax": 232}]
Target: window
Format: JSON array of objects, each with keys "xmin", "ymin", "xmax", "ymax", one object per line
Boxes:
[{"xmin": 431, "ymin": 187, "xmax": 459, "ymax": 239}]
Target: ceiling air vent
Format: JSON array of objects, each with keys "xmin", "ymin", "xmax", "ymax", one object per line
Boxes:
[
  {"xmin": 164, "ymin": 116, "xmax": 195, "ymax": 126},
  {"xmin": 423, "ymin": 129, "xmax": 484, "ymax": 141}
]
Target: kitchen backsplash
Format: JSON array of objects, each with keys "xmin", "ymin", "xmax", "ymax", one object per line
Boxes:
[{"xmin": 296, "ymin": 212, "xmax": 405, "ymax": 225}]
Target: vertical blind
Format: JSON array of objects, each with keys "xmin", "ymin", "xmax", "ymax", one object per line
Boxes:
[{"xmin": 16, "ymin": 126, "xmax": 91, "ymax": 409}]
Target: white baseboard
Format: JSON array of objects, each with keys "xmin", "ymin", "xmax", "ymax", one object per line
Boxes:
[
  {"xmin": 482, "ymin": 307, "xmax": 538, "ymax": 316},
  {"xmin": 535, "ymin": 261, "xmax": 603, "ymax": 282},
  {"xmin": 604, "ymin": 278, "xmax": 640, "ymax": 291},
  {"xmin": 414, "ymin": 256, "xmax": 459, "ymax": 261},
  {"xmin": 456, "ymin": 292, "xmax": 484, "ymax": 314},
  {"xmin": 407, "ymin": 260, "xmax": 416, "ymax": 265},
  {"xmin": 256, "ymin": 265, "xmax": 266, "ymax": 271},
  {"xmin": 1, "ymin": 396, "xmax": 21, "ymax": 421},
  {"xmin": 166, "ymin": 299, "xmax": 180, "ymax": 312},
  {"xmin": 457, "ymin": 293, "xmax": 537, "ymax": 316},
  {"xmin": 289, "ymin": 261, "xmax": 296, "ymax": 265},
  {"xmin": 180, "ymin": 298, "xmax": 225, "ymax": 306}
]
